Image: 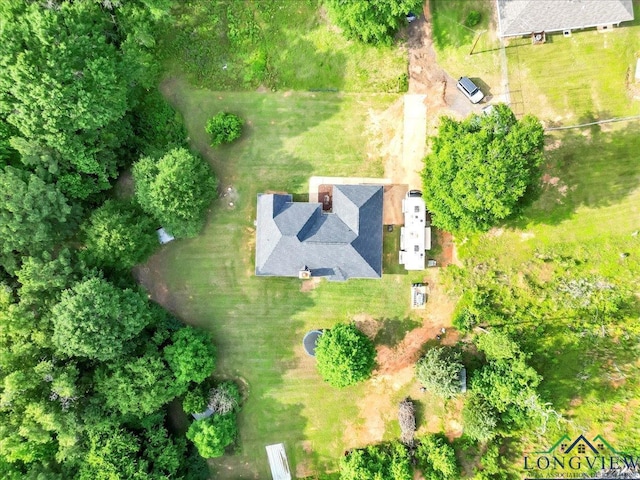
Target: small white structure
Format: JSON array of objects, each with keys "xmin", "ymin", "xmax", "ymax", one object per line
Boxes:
[
  {"xmin": 265, "ymin": 443, "xmax": 291, "ymax": 480},
  {"xmin": 399, "ymin": 191, "xmax": 431, "ymax": 271},
  {"xmin": 459, "ymin": 367, "xmax": 467, "ymax": 393},
  {"xmin": 411, "ymin": 283, "xmax": 428, "ymax": 309},
  {"xmin": 156, "ymin": 227, "xmax": 175, "ymax": 245},
  {"xmin": 635, "ymin": 58, "xmax": 640, "ymax": 83}
]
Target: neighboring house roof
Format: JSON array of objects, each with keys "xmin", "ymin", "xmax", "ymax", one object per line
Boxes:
[
  {"xmin": 496, "ymin": 0, "xmax": 634, "ymax": 37},
  {"xmin": 255, "ymin": 185, "xmax": 383, "ymax": 281}
]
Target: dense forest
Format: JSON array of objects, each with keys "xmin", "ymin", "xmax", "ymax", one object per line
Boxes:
[{"xmin": 0, "ymin": 1, "xmax": 222, "ymax": 478}]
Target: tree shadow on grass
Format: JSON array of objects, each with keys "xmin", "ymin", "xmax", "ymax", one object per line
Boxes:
[
  {"xmin": 374, "ymin": 317, "xmax": 422, "ymax": 348},
  {"xmin": 511, "ymin": 316, "xmax": 640, "ymax": 413},
  {"xmin": 431, "ymin": 0, "xmax": 490, "ymax": 50},
  {"xmin": 509, "ymin": 122, "xmax": 640, "ymax": 228}
]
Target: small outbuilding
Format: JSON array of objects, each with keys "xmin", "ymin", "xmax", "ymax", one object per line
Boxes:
[
  {"xmin": 156, "ymin": 227, "xmax": 175, "ymax": 245},
  {"xmin": 265, "ymin": 443, "xmax": 292, "ymax": 480}
]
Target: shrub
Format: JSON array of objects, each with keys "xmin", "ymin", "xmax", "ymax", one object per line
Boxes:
[
  {"xmin": 465, "ymin": 10, "xmax": 481, "ymax": 28},
  {"xmin": 205, "ymin": 112, "xmax": 244, "ymax": 146},
  {"xmin": 186, "ymin": 413, "xmax": 237, "ymax": 458}
]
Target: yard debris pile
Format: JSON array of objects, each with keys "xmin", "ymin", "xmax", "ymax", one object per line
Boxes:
[{"xmin": 398, "ymin": 398, "xmax": 416, "ymax": 447}]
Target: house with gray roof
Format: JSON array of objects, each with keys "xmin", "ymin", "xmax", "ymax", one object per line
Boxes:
[
  {"xmin": 255, "ymin": 185, "xmax": 383, "ymax": 281},
  {"xmin": 496, "ymin": 0, "xmax": 634, "ymax": 38}
]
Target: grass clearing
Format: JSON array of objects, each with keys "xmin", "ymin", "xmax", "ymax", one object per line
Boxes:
[
  {"xmin": 505, "ymin": 2, "xmax": 640, "ymax": 123},
  {"xmin": 159, "ymin": 0, "xmax": 408, "ymax": 92},
  {"xmin": 154, "ymin": 81, "xmax": 436, "ymax": 477}
]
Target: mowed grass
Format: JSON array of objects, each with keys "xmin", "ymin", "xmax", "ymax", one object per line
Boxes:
[
  {"xmin": 460, "ymin": 123, "xmax": 640, "ymax": 451},
  {"xmin": 156, "ymin": 81, "xmax": 428, "ymax": 478},
  {"xmin": 505, "ymin": 1, "xmax": 640, "ymax": 123},
  {"xmin": 431, "ymin": 0, "xmax": 503, "ymax": 96},
  {"xmin": 159, "ymin": 0, "xmax": 408, "ymax": 92}
]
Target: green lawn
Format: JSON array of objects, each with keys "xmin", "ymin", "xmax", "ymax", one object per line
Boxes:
[
  {"xmin": 505, "ymin": 1, "xmax": 640, "ymax": 123},
  {"xmin": 154, "ymin": 82, "xmax": 429, "ymax": 478},
  {"xmin": 159, "ymin": 0, "xmax": 407, "ymax": 92}
]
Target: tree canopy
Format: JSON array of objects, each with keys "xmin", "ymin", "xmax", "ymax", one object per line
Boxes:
[
  {"xmin": 133, "ymin": 147, "xmax": 218, "ymax": 238},
  {"xmin": 315, "ymin": 323, "xmax": 376, "ymax": 388},
  {"xmin": 95, "ymin": 349, "xmax": 180, "ymax": 416},
  {"xmin": 186, "ymin": 413, "xmax": 237, "ymax": 459},
  {"xmin": 415, "ymin": 347, "xmax": 463, "ymax": 398},
  {"xmin": 422, "ymin": 104, "xmax": 544, "ymax": 233},
  {"xmin": 414, "ymin": 435, "xmax": 459, "ymax": 480},
  {"xmin": 164, "ymin": 327, "xmax": 217, "ymax": 386},
  {"xmin": 51, "ymin": 277, "xmax": 152, "ymax": 361},
  {"xmin": 340, "ymin": 442, "xmax": 412, "ymax": 480},
  {"xmin": 81, "ymin": 200, "xmax": 158, "ymax": 270},
  {"xmin": 326, "ymin": 0, "xmax": 423, "ymax": 45},
  {"xmin": 0, "ymin": 2, "xmax": 221, "ymax": 478},
  {"xmin": 0, "ymin": 166, "xmax": 72, "ymax": 271},
  {"xmin": 0, "ymin": 2, "xmax": 131, "ymax": 199}
]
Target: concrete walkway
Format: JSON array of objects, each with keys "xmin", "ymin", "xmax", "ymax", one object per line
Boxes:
[{"xmin": 402, "ymin": 94, "xmax": 428, "ymax": 189}]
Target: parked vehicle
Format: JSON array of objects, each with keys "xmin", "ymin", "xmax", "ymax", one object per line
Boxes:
[{"xmin": 457, "ymin": 77, "xmax": 485, "ymax": 104}]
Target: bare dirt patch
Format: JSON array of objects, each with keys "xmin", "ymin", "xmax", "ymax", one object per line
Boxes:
[
  {"xmin": 300, "ymin": 277, "xmax": 322, "ymax": 293},
  {"xmin": 376, "ymin": 271, "xmax": 457, "ymax": 376},
  {"xmin": 132, "ymin": 252, "xmax": 179, "ymax": 314}
]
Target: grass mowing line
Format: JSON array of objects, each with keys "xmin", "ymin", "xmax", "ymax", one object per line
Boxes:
[{"xmin": 156, "ymin": 83, "xmax": 431, "ymax": 478}]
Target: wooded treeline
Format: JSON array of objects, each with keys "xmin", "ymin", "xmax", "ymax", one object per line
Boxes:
[{"xmin": 0, "ymin": 1, "xmax": 221, "ymax": 478}]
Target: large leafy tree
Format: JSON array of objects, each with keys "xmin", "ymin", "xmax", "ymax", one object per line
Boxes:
[
  {"xmin": 315, "ymin": 323, "xmax": 376, "ymax": 388},
  {"xmin": 0, "ymin": 166, "xmax": 72, "ymax": 270},
  {"xmin": 414, "ymin": 435, "xmax": 459, "ymax": 480},
  {"xmin": 51, "ymin": 277, "xmax": 152, "ymax": 361},
  {"xmin": 76, "ymin": 414, "xmax": 186, "ymax": 480},
  {"xmin": 326, "ymin": 0, "xmax": 423, "ymax": 45},
  {"xmin": 0, "ymin": 2, "xmax": 132, "ymax": 199},
  {"xmin": 95, "ymin": 349, "xmax": 180, "ymax": 416},
  {"xmin": 186, "ymin": 413, "xmax": 237, "ymax": 459},
  {"xmin": 133, "ymin": 147, "xmax": 218, "ymax": 238},
  {"xmin": 415, "ymin": 347, "xmax": 463, "ymax": 399},
  {"xmin": 16, "ymin": 250, "xmax": 82, "ymax": 309},
  {"xmin": 422, "ymin": 104, "xmax": 544, "ymax": 233},
  {"xmin": 81, "ymin": 200, "xmax": 158, "ymax": 270},
  {"xmin": 164, "ymin": 327, "xmax": 217, "ymax": 386}
]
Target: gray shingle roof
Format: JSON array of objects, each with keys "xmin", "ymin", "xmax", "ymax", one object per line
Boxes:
[
  {"xmin": 255, "ymin": 185, "xmax": 383, "ymax": 281},
  {"xmin": 497, "ymin": 0, "xmax": 634, "ymax": 37}
]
